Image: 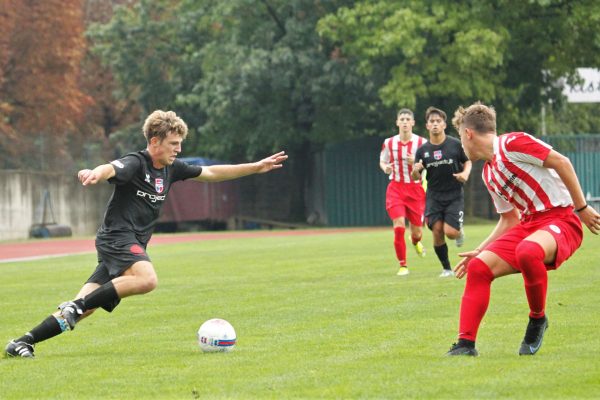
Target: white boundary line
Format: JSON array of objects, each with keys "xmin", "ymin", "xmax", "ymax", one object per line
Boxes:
[{"xmin": 0, "ymin": 251, "xmax": 94, "ymax": 264}]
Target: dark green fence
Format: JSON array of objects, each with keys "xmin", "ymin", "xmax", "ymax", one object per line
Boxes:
[
  {"xmin": 324, "ymin": 137, "xmax": 390, "ymax": 226},
  {"xmin": 323, "ymin": 134, "xmax": 600, "ymax": 227},
  {"xmin": 541, "ymin": 135, "xmax": 600, "ymax": 198}
]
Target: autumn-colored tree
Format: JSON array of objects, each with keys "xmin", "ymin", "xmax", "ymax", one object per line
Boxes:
[
  {"xmin": 0, "ymin": 0, "xmax": 90, "ymax": 169},
  {"xmin": 0, "ymin": 1, "xmax": 19, "ymax": 156}
]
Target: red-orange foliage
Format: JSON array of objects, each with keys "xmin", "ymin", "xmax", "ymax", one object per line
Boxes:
[
  {"xmin": 0, "ymin": 1, "xmax": 18, "ymax": 148},
  {"xmin": 0, "ymin": 0, "xmax": 91, "ymax": 166}
]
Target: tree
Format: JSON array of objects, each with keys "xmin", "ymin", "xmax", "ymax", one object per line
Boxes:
[
  {"xmin": 89, "ymin": 0, "xmax": 379, "ymax": 220},
  {"xmin": 0, "ymin": 0, "xmax": 91, "ymax": 169},
  {"xmin": 80, "ymin": 0, "xmax": 141, "ymax": 141},
  {"xmin": 0, "ymin": 1, "xmax": 19, "ymax": 157},
  {"xmin": 317, "ymin": 0, "xmax": 600, "ymax": 133}
]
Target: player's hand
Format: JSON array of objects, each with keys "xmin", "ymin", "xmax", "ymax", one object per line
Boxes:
[
  {"xmin": 383, "ymin": 163, "xmax": 393, "ymax": 174},
  {"xmin": 453, "ymin": 248, "xmax": 481, "ymax": 279},
  {"xmin": 404, "ymin": 154, "xmax": 415, "ymax": 165},
  {"xmin": 255, "ymin": 151, "xmax": 288, "ymax": 173},
  {"xmin": 78, "ymin": 169, "xmax": 100, "ymax": 186},
  {"xmin": 453, "ymin": 171, "xmax": 469, "ymax": 183},
  {"xmin": 577, "ymin": 205, "xmax": 600, "ymax": 235},
  {"xmin": 411, "ymin": 162, "xmax": 423, "ymax": 180}
]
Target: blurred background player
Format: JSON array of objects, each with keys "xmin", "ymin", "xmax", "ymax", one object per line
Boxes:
[
  {"xmin": 5, "ymin": 110, "xmax": 287, "ymax": 358},
  {"xmin": 380, "ymin": 108, "xmax": 427, "ymax": 276},
  {"xmin": 446, "ymin": 102, "xmax": 600, "ymax": 357},
  {"xmin": 412, "ymin": 107, "xmax": 472, "ymax": 277}
]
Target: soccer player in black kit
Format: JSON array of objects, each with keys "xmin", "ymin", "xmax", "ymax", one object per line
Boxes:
[
  {"xmin": 5, "ymin": 110, "xmax": 287, "ymax": 358},
  {"xmin": 412, "ymin": 107, "xmax": 472, "ymax": 277}
]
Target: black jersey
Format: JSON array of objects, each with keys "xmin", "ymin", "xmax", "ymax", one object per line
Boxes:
[
  {"xmin": 97, "ymin": 150, "xmax": 202, "ymax": 245},
  {"xmin": 414, "ymin": 135, "xmax": 468, "ymax": 195}
]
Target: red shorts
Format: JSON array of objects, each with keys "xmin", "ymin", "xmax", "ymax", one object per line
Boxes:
[
  {"xmin": 484, "ymin": 206, "xmax": 583, "ymax": 270},
  {"xmin": 385, "ymin": 181, "xmax": 425, "ymax": 226}
]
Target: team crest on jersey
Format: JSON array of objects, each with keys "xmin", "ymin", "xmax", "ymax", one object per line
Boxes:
[
  {"xmin": 433, "ymin": 150, "xmax": 442, "ymax": 160},
  {"xmin": 155, "ymin": 178, "xmax": 164, "ymax": 193}
]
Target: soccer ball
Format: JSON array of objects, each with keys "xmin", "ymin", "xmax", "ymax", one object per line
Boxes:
[{"xmin": 197, "ymin": 318, "xmax": 236, "ymax": 353}]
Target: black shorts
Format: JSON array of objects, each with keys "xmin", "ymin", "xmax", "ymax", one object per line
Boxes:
[
  {"xmin": 85, "ymin": 237, "xmax": 151, "ymax": 312},
  {"xmin": 425, "ymin": 191, "xmax": 464, "ymax": 231}
]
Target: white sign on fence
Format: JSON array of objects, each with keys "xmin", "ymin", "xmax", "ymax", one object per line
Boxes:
[{"xmin": 562, "ymin": 68, "xmax": 600, "ymax": 103}]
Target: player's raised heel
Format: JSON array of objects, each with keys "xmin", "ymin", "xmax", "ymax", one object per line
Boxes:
[
  {"xmin": 58, "ymin": 301, "xmax": 84, "ymax": 330},
  {"xmin": 519, "ymin": 316, "xmax": 548, "ymax": 355},
  {"xmin": 5, "ymin": 340, "xmax": 35, "ymax": 358},
  {"xmin": 456, "ymin": 229, "xmax": 465, "ymax": 247},
  {"xmin": 414, "ymin": 241, "xmax": 426, "ymax": 257}
]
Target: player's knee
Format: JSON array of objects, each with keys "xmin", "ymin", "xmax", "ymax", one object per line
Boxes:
[
  {"xmin": 393, "ymin": 218, "xmax": 405, "ymax": 228},
  {"xmin": 515, "ymin": 240, "xmax": 545, "ymax": 266},
  {"xmin": 466, "ymin": 258, "xmax": 494, "ymax": 283},
  {"xmin": 138, "ymin": 274, "xmax": 158, "ymax": 294}
]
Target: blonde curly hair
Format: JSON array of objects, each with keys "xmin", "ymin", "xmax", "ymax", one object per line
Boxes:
[
  {"xmin": 452, "ymin": 102, "xmax": 496, "ymax": 134},
  {"xmin": 142, "ymin": 110, "xmax": 188, "ymax": 143}
]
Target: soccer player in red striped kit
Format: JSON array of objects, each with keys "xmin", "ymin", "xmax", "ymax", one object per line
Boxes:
[
  {"xmin": 380, "ymin": 108, "xmax": 427, "ymax": 276},
  {"xmin": 447, "ymin": 102, "xmax": 600, "ymax": 356}
]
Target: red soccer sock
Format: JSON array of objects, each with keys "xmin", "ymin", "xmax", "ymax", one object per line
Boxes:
[
  {"xmin": 458, "ymin": 258, "xmax": 494, "ymax": 341},
  {"xmin": 516, "ymin": 240, "xmax": 548, "ymax": 318},
  {"xmin": 410, "ymin": 234, "xmax": 421, "ymax": 246},
  {"xmin": 393, "ymin": 227, "xmax": 407, "ymax": 266}
]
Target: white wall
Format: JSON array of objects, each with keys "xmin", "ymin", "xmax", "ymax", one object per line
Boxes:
[{"xmin": 0, "ymin": 170, "xmax": 112, "ymax": 241}]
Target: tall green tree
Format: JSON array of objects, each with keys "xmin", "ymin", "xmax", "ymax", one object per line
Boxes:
[
  {"xmin": 317, "ymin": 0, "xmax": 600, "ymax": 134},
  {"xmin": 89, "ymin": 0, "xmax": 381, "ymax": 220}
]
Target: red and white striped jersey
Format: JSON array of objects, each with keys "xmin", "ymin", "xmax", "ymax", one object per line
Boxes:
[
  {"xmin": 380, "ymin": 134, "xmax": 427, "ymax": 183},
  {"xmin": 483, "ymin": 132, "xmax": 572, "ymax": 215}
]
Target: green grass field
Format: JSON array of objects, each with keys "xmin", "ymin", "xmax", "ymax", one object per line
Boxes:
[{"xmin": 1, "ymin": 226, "xmax": 599, "ymax": 399}]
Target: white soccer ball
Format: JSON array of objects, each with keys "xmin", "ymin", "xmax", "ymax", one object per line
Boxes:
[{"xmin": 197, "ymin": 318, "xmax": 236, "ymax": 353}]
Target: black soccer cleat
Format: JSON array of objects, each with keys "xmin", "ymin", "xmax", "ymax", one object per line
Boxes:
[
  {"xmin": 519, "ymin": 316, "xmax": 548, "ymax": 356},
  {"xmin": 5, "ymin": 340, "xmax": 35, "ymax": 358},
  {"xmin": 58, "ymin": 301, "xmax": 84, "ymax": 330},
  {"xmin": 446, "ymin": 341, "xmax": 479, "ymax": 357}
]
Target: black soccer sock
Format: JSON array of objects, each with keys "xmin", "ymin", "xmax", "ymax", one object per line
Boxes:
[
  {"xmin": 18, "ymin": 315, "xmax": 65, "ymax": 344},
  {"xmin": 82, "ymin": 281, "xmax": 120, "ymax": 310},
  {"xmin": 434, "ymin": 243, "xmax": 451, "ymax": 270}
]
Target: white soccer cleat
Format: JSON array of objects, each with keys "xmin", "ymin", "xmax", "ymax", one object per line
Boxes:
[{"xmin": 439, "ymin": 269, "xmax": 454, "ymax": 278}]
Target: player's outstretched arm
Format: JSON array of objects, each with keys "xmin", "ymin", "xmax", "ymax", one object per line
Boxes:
[
  {"xmin": 78, "ymin": 164, "xmax": 116, "ymax": 186},
  {"xmin": 544, "ymin": 150, "xmax": 600, "ymax": 234},
  {"xmin": 195, "ymin": 151, "xmax": 288, "ymax": 183}
]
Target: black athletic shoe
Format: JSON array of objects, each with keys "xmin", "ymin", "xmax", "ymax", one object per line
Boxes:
[
  {"xmin": 5, "ymin": 340, "xmax": 35, "ymax": 358},
  {"xmin": 446, "ymin": 342, "xmax": 479, "ymax": 357},
  {"xmin": 519, "ymin": 316, "xmax": 548, "ymax": 356},
  {"xmin": 58, "ymin": 301, "xmax": 83, "ymax": 330}
]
